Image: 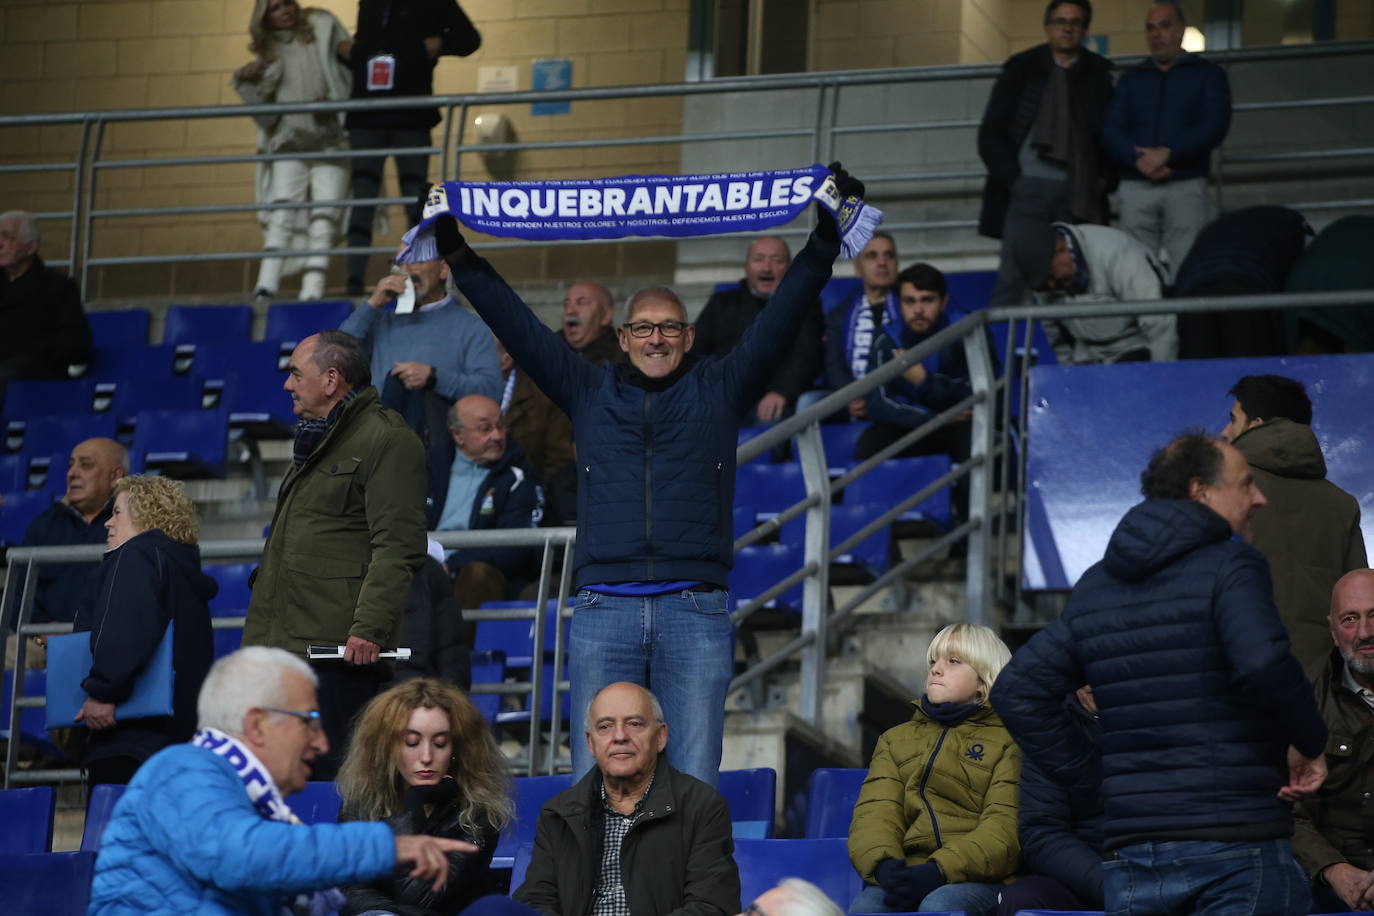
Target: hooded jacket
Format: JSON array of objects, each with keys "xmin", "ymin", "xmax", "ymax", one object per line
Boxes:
[
  {"xmin": 848, "ymin": 703, "xmax": 1020, "ymax": 885},
  {"xmin": 74, "ymin": 528, "xmax": 217, "ymax": 766},
  {"xmin": 1232, "ymin": 419, "xmax": 1367, "ymax": 667},
  {"xmin": 514, "ymin": 760, "xmax": 740, "ymax": 916},
  {"xmin": 991, "ymin": 499, "xmax": 1327, "ymax": 850}
]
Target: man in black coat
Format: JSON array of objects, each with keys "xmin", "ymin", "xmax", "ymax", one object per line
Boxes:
[
  {"xmin": 991, "ymin": 432, "xmax": 1328, "ymax": 916},
  {"xmin": 977, "ymin": 0, "xmax": 1114, "ymax": 306},
  {"xmin": 694, "ymin": 235, "xmax": 824, "ymax": 424},
  {"xmin": 340, "ymin": 0, "xmax": 480, "ymax": 293}
]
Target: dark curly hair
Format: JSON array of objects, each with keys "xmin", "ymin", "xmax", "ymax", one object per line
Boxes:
[{"xmin": 1140, "ymin": 430, "xmax": 1223, "ymax": 499}]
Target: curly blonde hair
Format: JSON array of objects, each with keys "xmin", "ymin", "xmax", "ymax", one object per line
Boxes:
[
  {"xmin": 247, "ymin": 0, "xmax": 317, "ymax": 59},
  {"xmin": 337, "ymin": 679, "xmax": 514, "ymax": 832},
  {"xmin": 113, "ymin": 475, "xmax": 199, "ymax": 545}
]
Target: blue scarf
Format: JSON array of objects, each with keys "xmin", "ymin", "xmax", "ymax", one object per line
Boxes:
[
  {"xmin": 191, "ymin": 728, "xmax": 346, "ymax": 916},
  {"xmin": 411, "ymin": 164, "xmax": 884, "ymax": 260},
  {"xmin": 844, "ymin": 290, "xmax": 901, "ymax": 379},
  {"xmin": 919, "ymin": 695, "xmax": 983, "ymax": 726}
]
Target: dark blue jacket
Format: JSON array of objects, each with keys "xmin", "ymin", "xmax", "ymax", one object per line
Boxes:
[
  {"xmin": 73, "ymin": 528, "xmax": 217, "ymax": 766},
  {"xmin": 1100, "ymin": 53, "xmax": 1232, "ymax": 182},
  {"xmin": 990, "ymin": 499, "xmax": 1327, "ymax": 850},
  {"xmin": 1018, "ymin": 695, "xmax": 1104, "ymax": 906},
  {"xmin": 449, "ymin": 233, "xmax": 838, "ymax": 589},
  {"xmin": 425, "ymin": 441, "xmax": 544, "ymax": 581},
  {"xmin": 21, "ymin": 499, "xmax": 111, "ymax": 623},
  {"xmin": 861, "ymin": 315, "xmax": 974, "ymax": 429},
  {"xmin": 824, "ymin": 288, "xmax": 899, "ymax": 393}
]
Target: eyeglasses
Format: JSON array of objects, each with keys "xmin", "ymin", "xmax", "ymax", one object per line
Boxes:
[
  {"xmin": 265, "ymin": 707, "xmax": 324, "ymax": 732},
  {"xmin": 1048, "ymin": 16, "xmax": 1086, "ymax": 27},
  {"xmin": 744, "ymin": 903, "xmax": 769, "ymax": 916},
  {"xmin": 623, "ymin": 320, "xmax": 688, "ymax": 338}
]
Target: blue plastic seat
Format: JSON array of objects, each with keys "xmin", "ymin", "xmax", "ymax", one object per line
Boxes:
[
  {"xmin": 109, "ymin": 376, "xmax": 206, "ymax": 427},
  {"xmin": 87, "ymin": 308, "xmax": 150, "ymax": 348},
  {"xmin": 733, "ymin": 837, "xmax": 864, "ymax": 911},
  {"xmin": 733, "ymin": 504, "xmax": 757, "ymax": 542},
  {"xmin": 473, "ymin": 601, "xmax": 569, "ymax": 669},
  {"xmin": 0, "ymin": 453, "xmax": 25, "ymax": 492},
  {"xmin": 132, "ymin": 407, "xmax": 229, "ymax": 478},
  {"xmin": 0, "ymin": 787, "xmax": 56, "ymax": 855},
  {"xmin": 737, "ymin": 426, "xmax": 774, "ymax": 465},
  {"xmin": 492, "ymin": 774, "xmax": 573, "ymax": 869},
  {"xmin": 192, "ymin": 341, "xmax": 297, "ymax": 431},
  {"xmin": 819, "ymin": 423, "xmax": 868, "ymax": 475},
  {"xmin": 735, "ymin": 463, "xmax": 808, "ymax": 519},
  {"xmin": 0, "ymin": 671, "xmax": 66, "ymax": 761},
  {"xmin": 799, "ymin": 503, "xmax": 892, "ymax": 576},
  {"xmin": 511, "ymin": 841, "xmax": 535, "ymax": 892},
  {"xmin": 843, "ymin": 456, "xmax": 953, "ymax": 525},
  {"xmin": 945, "ymin": 270, "xmax": 998, "ymax": 312},
  {"xmin": 1, "ymin": 379, "xmax": 95, "ymax": 421},
  {"xmin": 0, "ymin": 490, "xmax": 56, "ymax": 547},
  {"xmin": 288, "ymin": 781, "xmax": 342, "ymax": 824},
  {"xmin": 163, "ymin": 304, "xmax": 253, "ymax": 346},
  {"xmin": 85, "ymin": 345, "xmax": 181, "ymax": 385},
  {"xmin": 0, "ymin": 850, "xmax": 97, "ymax": 915},
  {"xmin": 80, "ymin": 784, "xmax": 127, "ymax": 852},
  {"xmin": 719, "ymin": 767, "xmax": 776, "ymax": 839},
  {"xmin": 191, "ymin": 341, "xmax": 283, "ymax": 382},
  {"xmin": 805, "ymin": 768, "xmax": 866, "ymax": 838},
  {"xmin": 731, "ymin": 544, "xmax": 803, "ymax": 613},
  {"xmin": 265, "ymin": 300, "xmax": 356, "ymax": 350},
  {"xmin": 204, "ymin": 563, "xmax": 255, "ymax": 617},
  {"xmin": 468, "ymin": 650, "xmax": 507, "ymax": 725},
  {"xmin": 6, "ymin": 413, "xmax": 117, "ymax": 458},
  {"xmin": 213, "ymin": 626, "xmax": 243, "ymax": 659}
]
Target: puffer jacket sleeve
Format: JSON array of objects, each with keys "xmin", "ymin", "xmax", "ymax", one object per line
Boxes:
[
  {"xmin": 81, "ymin": 539, "xmax": 170, "ymax": 705},
  {"xmin": 1018, "ymin": 753, "xmax": 1103, "ymax": 904},
  {"xmin": 927, "ymin": 738, "xmax": 1021, "ymax": 883},
  {"xmin": 139, "ymin": 751, "xmax": 397, "ymax": 896},
  {"xmin": 990, "ymin": 615, "xmax": 1097, "ymax": 789},
  {"xmin": 848, "ymin": 729, "xmax": 910, "ymax": 882},
  {"xmin": 665, "ymin": 782, "xmax": 741, "ymax": 916}
]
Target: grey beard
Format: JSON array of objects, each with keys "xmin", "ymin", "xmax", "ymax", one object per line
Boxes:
[{"xmin": 1343, "ymin": 648, "xmax": 1374, "ymax": 678}]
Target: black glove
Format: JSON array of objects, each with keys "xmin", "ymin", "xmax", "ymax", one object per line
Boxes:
[
  {"xmin": 815, "ymin": 161, "xmax": 865, "ymax": 244},
  {"xmin": 873, "ymin": 858, "xmax": 906, "ymax": 890},
  {"xmin": 880, "ymin": 861, "xmax": 946, "ymax": 911},
  {"xmin": 417, "ymin": 185, "xmax": 467, "ymax": 260}
]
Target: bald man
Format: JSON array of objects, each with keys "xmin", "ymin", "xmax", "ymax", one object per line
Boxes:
[
  {"xmin": 21, "ymin": 437, "xmax": 128, "ymax": 623},
  {"xmin": 427, "ymin": 393, "xmax": 544, "ymax": 608},
  {"xmin": 559, "ymin": 280, "xmax": 622, "ymax": 365},
  {"xmin": 1294, "ymin": 569, "xmax": 1374, "ymax": 913}
]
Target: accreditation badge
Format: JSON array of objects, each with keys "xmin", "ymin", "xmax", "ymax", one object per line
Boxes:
[{"xmin": 366, "ymin": 55, "xmax": 396, "ymax": 91}]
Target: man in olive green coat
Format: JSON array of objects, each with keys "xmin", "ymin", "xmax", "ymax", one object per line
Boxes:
[{"xmin": 243, "ymin": 329, "xmax": 427, "ymax": 777}]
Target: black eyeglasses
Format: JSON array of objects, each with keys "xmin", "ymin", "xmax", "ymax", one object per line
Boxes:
[
  {"xmin": 1048, "ymin": 16, "xmax": 1086, "ymax": 27},
  {"xmin": 265, "ymin": 707, "xmax": 324, "ymax": 732},
  {"xmin": 623, "ymin": 320, "xmax": 688, "ymax": 338}
]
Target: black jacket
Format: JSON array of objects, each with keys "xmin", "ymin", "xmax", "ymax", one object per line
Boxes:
[
  {"xmin": 991, "ymin": 499, "xmax": 1327, "ymax": 850},
  {"xmin": 0, "ymin": 256, "xmax": 91, "ymax": 377},
  {"xmin": 21, "ymin": 499, "xmax": 111, "ymax": 624},
  {"xmin": 425, "ymin": 441, "xmax": 544, "ymax": 580},
  {"xmin": 391, "ymin": 556, "xmax": 470, "ymax": 690},
  {"xmin": 861, "ymin": 314, "xmax": 974, "ymax": 429},
  {"xmin": 694, "ymin": 282, "xmax": 824, "ymax": 405},
  {"xmin": 343, "ymin": 797, "xmax": 498, "ymax": 916},
  {"xmin": 346, "ymin": 0, "xmax": 480, "ymax": 130},
  {"xmin": 515, "ymin": 761, "xmax": 740, "ymax": 916},
  {"xmin": 977, "ymin": 44, "xmax": 1115, "ymax": 239},
  {"xmin": 73, "ymin": 529, "xmax": 217, "ymax": 765},
  {"xmin": 1017, "ymin": 694, "xmax": 1104, "ymax": 906},
  {"xmin": 1173, "ymin": 206, "xmax": 1310, "ymax": 298}
]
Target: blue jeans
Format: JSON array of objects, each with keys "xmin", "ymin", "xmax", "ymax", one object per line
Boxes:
[
  {"xmin": 1104, "ymin": 839, "xmax": 1309, "ymax": 916},
  {"xmin": 849, "ymin": 881, "xmax": 1003, "ymax": 915},
  {"xmin": 567, "ymin": 587, "xmax": 734, "ymax": 787}
]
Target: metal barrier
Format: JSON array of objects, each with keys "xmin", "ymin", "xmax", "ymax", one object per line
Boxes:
[{"xmin": 1, "ymin": 40, "xmax": 1370, "ymax": 284}]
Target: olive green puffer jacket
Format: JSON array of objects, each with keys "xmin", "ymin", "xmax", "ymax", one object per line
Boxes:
[{"xmin": 848, "ymin": 702, "xmax": 1021, "ymax": 884}]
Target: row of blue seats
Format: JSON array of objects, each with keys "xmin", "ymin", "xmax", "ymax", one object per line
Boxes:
[{"xmin": 85, "ymin": 301, "xmax": 354, "ymax": 351}]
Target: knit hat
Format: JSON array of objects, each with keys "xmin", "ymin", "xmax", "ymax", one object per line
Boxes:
[
  {"xmin": 397, "ymin": 224, "xmax": 439, "ymax": 264},
  {"xmin": 1007, "ymin": 221, "xmax": 1058, "ymax": 292}
]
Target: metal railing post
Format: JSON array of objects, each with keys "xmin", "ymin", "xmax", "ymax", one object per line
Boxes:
[
  {"xmin": 79, "ymin": 118, "xmax": 106, "ymax": 299},
  {"xmin": 526, "ymin": 538, "xmax": 556, "ymax": 776},
  {"xmin": 544, "ymin": 536, "xmax": 574, "ymax": 776},
  {"xmin": 794, "ymin": 422, "xmax": 831, "ymax": 728},
  {"xmin": 962, "ymin": 318, "xmax": 997, "ymax": 625}
]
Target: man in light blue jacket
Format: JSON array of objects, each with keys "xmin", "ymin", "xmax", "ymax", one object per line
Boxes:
[{"xmin": 88, "ymin": 647, "xmax": 472, "ymax": 915}]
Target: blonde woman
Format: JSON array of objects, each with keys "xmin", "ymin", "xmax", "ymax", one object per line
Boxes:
[
  {"xmin": 73, "ymin": 475, "xmax": 217, "ymax": 786},
  {"xmin": 232, "ymin": 0, "xmax": 352, "ymax": 301},
  {"xmin": 337, "ymin": 678, "xmax": 513, "ymax": 916},
  {"xmin": 847, "ymin": 623, "xmax": 1020, "ymax": 916}
]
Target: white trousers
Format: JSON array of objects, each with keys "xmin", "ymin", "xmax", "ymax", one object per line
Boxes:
[{"xmin": 257, "ymin": 156, "xmax": 350, "ymax": 299}]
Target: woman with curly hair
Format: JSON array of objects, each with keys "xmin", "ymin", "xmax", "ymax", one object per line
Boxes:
[
  {"xmin": 231, "ymin": 0, "xmax": 352, "ymax": 301},
  {"xmin": 73, "ymin": 475, "xmax": 217, "ymax": 785},
  {"xmin": 337, "ymin": 678, "xmax": 513, "ymax": 916}
]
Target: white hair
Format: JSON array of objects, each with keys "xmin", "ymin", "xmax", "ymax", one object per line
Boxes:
[
  {"xmin": 197, "ymin": 646, "xmax": 317, "ymax": 735},
  {"xmin": 767, "ymin": 879, "xmax": 843, "ymax": 916},
  {"xmin": 583, "ymin": 684, "xmax": 666, "ymax": 734},
  {"xmin": 0, "ymin": 210, "xmax": 40, "ymax": 246}
]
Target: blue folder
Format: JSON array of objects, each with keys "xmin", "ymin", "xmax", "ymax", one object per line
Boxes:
[{"xmin": 44, "ymin": 626, "xmax": 175, "ymax": 730}]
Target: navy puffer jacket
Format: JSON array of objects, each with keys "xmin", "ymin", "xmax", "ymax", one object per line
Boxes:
[
  {"xmin": 449, "ymin": 233, "xmax": 838, "ymax": 589},
  {"xmin": 991, "ymin": 499, "xmax": 1326, "ymax": 850}
]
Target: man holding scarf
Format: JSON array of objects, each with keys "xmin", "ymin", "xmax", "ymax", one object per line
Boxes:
[
  {"xmin": 426, "ymin": 164, "xmax": 864, "ymax": 787},
  {"xmin": 824, "ymin": 231, "xmax": 899, "ymax": 421},
  {"xmin": 88, "ymin": 647, "xmax": 473, "ymax": 915}
]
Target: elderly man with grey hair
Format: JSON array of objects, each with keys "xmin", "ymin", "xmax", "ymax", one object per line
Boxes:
[
  {"xmin": 87, "ymin": 646, "xmax": 476, "ymax": 916},
  {"xmin": 742, "ymin": 879, "xmax": 845, "ymax": 916},
  {"xmin": 0, "ymin": 209, "xmax": 91, "ymax": 402},
  {"xmin": 516, "ymin": 681, "xmax": 741, "ymax": 916}
]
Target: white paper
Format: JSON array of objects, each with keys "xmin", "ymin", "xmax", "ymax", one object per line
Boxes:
[
  {"xmin": 395, "ymin": 275, "xmax": 416, "ymax": 314},
  {"xmin": 306, "ymin": 645, "xmax": 412, "ymax": 660}
]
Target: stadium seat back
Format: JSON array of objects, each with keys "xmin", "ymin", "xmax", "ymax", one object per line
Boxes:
[
  {"xmin": 7, "ymin": 413, "xmax": 118, "ymax": 459},
  {"xmin": 163, "ymin": 305, "xmax": 253, "ymax": 346},
  {"xmin": 805, "ymin": 768, "xmax": 866, "ymax": 838},
  {"xmin": 204, "ymin": 563, "xmax": 255, "ymax": 617},
  {"xmin": 735, "ymin": 463, "xmax": 807, "ymax": 518},
  {"xmin": 731, "ymin": 544, "xmax": 803, "ymax": 613},
  {"xmin": 132, "ymin": 407, "xmax": 229, "ymax": 478},
  {"xmin": 81, "ymin": 784, "xmax": 127, "ymax": 852},
  {"xmin": 733, "ymin": 837, "xmax": 863, "ymax": 910},
  {"xmin": 844, "ymin": 456, "xmax": 952, "ymax": 525},
  {"xmin": 265, "ymin": 300, "xmax": 356, "ymax": 350},
  {"xmin": 87, "ymin": 309, "xmax": 150, "ymax": 348},
  {"xmin": 2, "ymin": 380, "xmax": 95, "ymax": 421},
  {"xmin": 719, "ymin": 768, "xmax": 776, "ymax": 838},
  {"xmin": 0, "ymin": 786, "xmax": 56, "ymax": 854},
  {"xmin": 0, "ymin": 851, "xmax": 97, "ymax": 915},
  {"xmin": 0, "ymin": 490, "xmax": 56, "ymax": 547},
  {"xmin": 493, "ymin": 775, "xmax": 574, "ymax": 868},
  {"xmin": 287, "ymin": 781, "xmax": 342, "ymax": 824}
]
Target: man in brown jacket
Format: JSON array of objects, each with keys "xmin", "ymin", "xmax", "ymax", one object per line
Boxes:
[
  {"xmin": 1221, "ymin": 374, "xmax": 1367, "ymax": 667},
  {"xmin": 1294, "ymin": 569, "xmax": 1374, "ymax": 912}
]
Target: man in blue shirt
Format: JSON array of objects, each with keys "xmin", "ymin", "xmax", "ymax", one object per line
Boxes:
[{"xmin": 1101, "ymin": 0, "xmax": 1231, "ymax": 278}]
